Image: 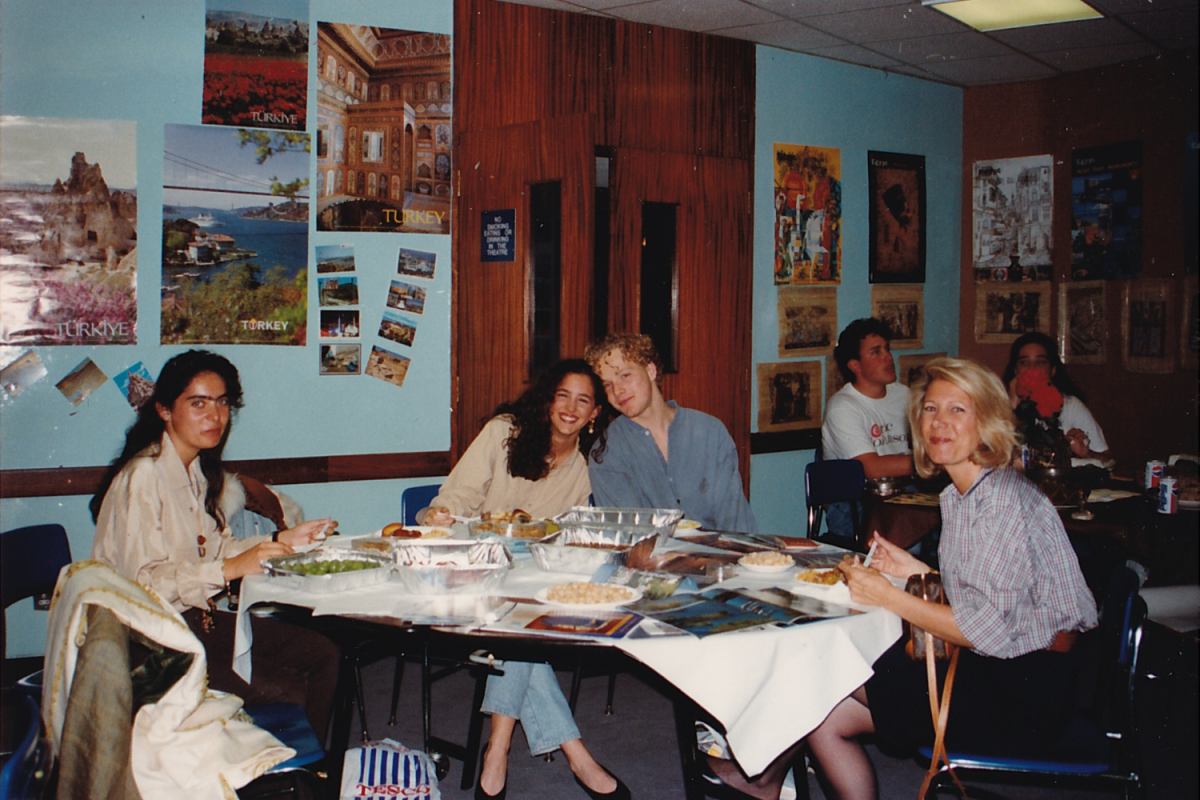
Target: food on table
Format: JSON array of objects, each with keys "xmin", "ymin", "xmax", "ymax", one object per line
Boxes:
[
  {"xmin": 472, "ymin": 509, "xmax": 547, "ymax": 538},
  {"xmin": 676, "ymin": 519, "xmax": 702, "ymax": 530},
  {"xmin": 283, "ymin": 558, "xmax": 383, "ymax": 575},
  {"xmin": 544, "ymin": 582, "xmax": 636, "ymax": 605},
  {"xmin": 382, "ymin": 523, "xmax": 423, "ymax": 538},
  {"xmin": 739, "ymin": 551, "xmax": 794, "ymax": 568},
  {"xmin": 796, "ymin": 568, "xmax": 842, "ymax": 585}
]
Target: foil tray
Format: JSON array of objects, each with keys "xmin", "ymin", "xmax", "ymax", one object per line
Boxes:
[
  {"xmin": 554, "ymin": 507, "xmax": 684, "ymax": 538},
  {"xmin": 467, "ymin": 518, "xmax": 550, "ymax": 542},
  {"xmin": 261, "ymin": 549, "xmax": 394, "ymax": 593},
  {"xmin": 390, "ymin": 539, "xmax": 512, "ymax": 595},
  {"xmin": 528, "ymin": 527, "xmax": 657, "ymax": 574}
]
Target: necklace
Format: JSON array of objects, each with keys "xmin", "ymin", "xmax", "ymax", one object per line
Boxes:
[{"xmin": 197, "ymin": 533, "xmax": 207, "ymax": 558}]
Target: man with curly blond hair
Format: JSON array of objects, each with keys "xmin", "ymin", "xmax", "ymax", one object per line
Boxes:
[{"xmin": 584, "ymin": 333, "xmax": 756, "ymax": 533}]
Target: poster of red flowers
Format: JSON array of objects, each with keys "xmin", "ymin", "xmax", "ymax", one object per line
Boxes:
[{"xmin": 202, "ymin": 0, "xmax": 308, "ymax": 132}]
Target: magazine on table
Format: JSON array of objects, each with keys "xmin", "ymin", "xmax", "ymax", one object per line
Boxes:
[
  {"xmin": 628, "ymin": 585, "xmax": 857, "ymax": 638},
  {"xmin": 482, "ymin": 602, "xmax": 644, "ymax": 641}
]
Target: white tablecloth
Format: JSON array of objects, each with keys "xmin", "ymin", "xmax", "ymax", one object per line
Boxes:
[{"xmin": 231, "ymin": 538, "xmax": 901, "ymax": 776}]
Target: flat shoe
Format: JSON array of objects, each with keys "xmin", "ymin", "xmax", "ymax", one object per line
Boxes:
[{"xmin": 574, "ymin": 766, "xmax": 631, "ymax": 800}]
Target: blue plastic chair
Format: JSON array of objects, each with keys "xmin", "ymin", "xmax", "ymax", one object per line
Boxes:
[
  {"xmin": 803, "ymin": 459, "xmax": 865, "ymax": 544},
  {"xmin": 2, "ymin": 524, "xmax": 72, "ymax": 677},
  {"xmin": 0, "ymin": 691, "xmax": 50, "ymax": 800},
  {"xmin": 401, "ymin": 483, "xmax": 443, "ymax": 526}
]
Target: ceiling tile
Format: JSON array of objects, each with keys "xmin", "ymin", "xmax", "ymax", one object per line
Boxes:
[
  {"xmin": 799, "ymin": 43, "xmax": 905, "ymax": 68},
  {"xmin": 1119, "ymin": 6, "xmax": 1200, "ymax": 48},
  {"xmin": 601, "ymin": 0, "xmax": 781, "ymax": 31},
  {"xmin": 802, "ymin": 4, "xmax": 969, "ymax": 42},
  {"xmin": 871, "ymin": 31, "xmax": 1014, "ymax": 65},
  {"xmin": 990, "ymin": 17, "xmax": 1141, "ymax": 51},
  {"xmin": 920, "ymin": 53, "xmax": 1058, "ymax": 84},
  {"xmin": 1035, "ymin": 41, "xmax": 1162, "ymax": 71},
  {"xmin": 1087, "ymin": 0, "xmax": 1196, "ymax": 14},
  {"xmin": 557, "ymin": 0, "xmax": 661, "ymax": 10},
  {"xmin": 741, "ymin": 0, "xmax": 907, "ymax": 19},
  {"xmin": 719, "ymin": 20, "xmax": 845, "ymax": 50}
]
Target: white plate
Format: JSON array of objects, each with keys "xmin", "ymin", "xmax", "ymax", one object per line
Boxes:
[
  {"xmin": 376, "ymin": 525, "xmax": 456, "ymax": 540},
  {"xmin": 737, "ymin": 554, "xmax": 795, "ymax": 573},
  {"xmin": 790, "ymin": 569, "xmax": 843, "ymax": 590},
  {"xmin": 534, "ymin": 585, "xmax": 643, "ymax": 610}
]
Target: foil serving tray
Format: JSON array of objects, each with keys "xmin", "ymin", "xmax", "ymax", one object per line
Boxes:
[
  {"xmin": 389, "ymin": 539, "xmax": 512, "ymax": 595},
  {"xmin": 528, "ymin": 527, "xmax": 657, "ymax": 574},
  {"xmin": 261, "ymin": 549, "xmax": 394, "ymax": 593}
]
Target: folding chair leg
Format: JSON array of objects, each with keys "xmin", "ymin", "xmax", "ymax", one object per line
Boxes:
[
  {"xmin": 388, "ymin": 645, "xmax": 405, "ymax": 726},
  {"xmin": 605, "ymin": 670, "xmax": 617, "ymax": 716},
  {"xmin": 568, "ymin": 655, "xmax": 584, "ymax": 713},
  {"xmin": 354, "ymin": 661, "xmax": 370, "ymax": 743}
]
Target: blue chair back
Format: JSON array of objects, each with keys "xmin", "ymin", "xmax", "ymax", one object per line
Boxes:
[
  {"xmin": 804, "ymin": 460, "xmax": 866, "ymax": 541},
  {"xmin": 2, "ymin": 524, "xmax": 72, "ymax": 666},
  {"xmin": 0, "ymin": 691, "xmax": 49, "ymax": 800},
  {"xmin": 401, "ymin": 484, "xmax": 443, "ymax": 526}
]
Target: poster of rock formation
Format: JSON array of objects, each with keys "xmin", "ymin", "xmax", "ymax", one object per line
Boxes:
[
  {"xmin": 0, "ymin": 116, "xmax": 138, "ymax": 346},
  {"xmin": 162, "ymin": 123, "xmax": 309, "ymax": 345},
  {"xmin": 202, "ymin": 0, "xmax": 309, "ymax": 131}
]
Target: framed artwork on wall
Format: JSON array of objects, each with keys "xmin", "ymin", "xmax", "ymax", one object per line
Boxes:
[
  {"xmin": 971, "ymin": 155, "xmax": 1053, "ymax": 283},
  {"xmin": 897, "ymin": 352, "xmax": 946, "ymax": 387},
  {"xmin": 1122, "ymin": 278, "xmax": 1175, "ymax": 374},
  {"xmin": 1183, "ymin": 276, "xmax": 1198, "ymax": 371},
  {"xmin": 777, "ymin": 287, "xmax": 837, "ymax": 358},
  {"xmin": 868, "ymin": 151, "xmax": 925, "ymax": 284},
  {"xmin": 1070, "ymin": 141, "xmax": 1142, "ymax": 280},
  {"xmin": 773, "ymin": 143, "xmax": 842, "ymax": 285},
  {"xmin": 871, "ymin": 284, "xmax": 924, "ymax": 350},
  {"xmin": 1058, "ymin": 280, "xmax": 1106, "ymax": 365},
  {"xmin": 757, "ymin": 361, "xmax": 823, "ymax": 433},
  {"xmin": 974, "ymin": 281, "xmax": 1052, "ymax": 344}
]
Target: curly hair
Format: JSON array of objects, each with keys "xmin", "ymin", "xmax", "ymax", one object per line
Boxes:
[
  {"xmin": 584, "ymin": 333, "xmax": 663, "ymax": 378},
  {"xmin": 834, "ymin": 318, "xmax": 893, "ymax": 385},
  {"xmin": 491, "ymin": 359, "xmax": 613, "ymax": 482},
  {"xmin": 908, "ymin": 357, "xmax": 1017, "ymax": 479},
  {"xmin": 1002, "ymin": 331, "xmax": 1086, "ymax": 402},
  {"xmin": 90, "ymin": 350, "xmax": 244, "ymax": 526}
]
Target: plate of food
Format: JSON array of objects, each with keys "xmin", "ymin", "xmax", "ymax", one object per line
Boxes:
[
  {"xmin": 380, "ymin": 523, "xmax": 454, "ymax": 539},
  {"xmin": 792, "ymin": 567, "xmax": 844, "ymax": 589},
  {"xmin": 737, "ymin": 551, "xmax": 795, "ymax": 573},
  {"xmin": 535, "ymin": 582, "xmax": 643, "ymax": 610}
]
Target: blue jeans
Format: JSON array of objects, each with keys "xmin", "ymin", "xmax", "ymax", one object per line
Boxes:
[{"xmin": 480, "ymin": 660, "xmax": 580, "ymax": 756}]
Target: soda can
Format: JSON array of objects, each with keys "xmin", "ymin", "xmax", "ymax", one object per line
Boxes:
[
  {"xmin": 1019, "ymin": 445, "xmax": 1031, "ymax": 470},
  {"xmin": 1157, "ymin": 477, "xmax": 1178, "ymax": 515},
  {"xmin": 1145, "ymin": 460, "xmax": 1165, "ymax": 490}
]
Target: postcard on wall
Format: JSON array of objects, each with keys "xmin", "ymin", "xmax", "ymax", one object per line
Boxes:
[
  {"xmin": 897, "ymin": 353, "xmax": 945, "ymax": 387},
  {"xmin": 871, "ymin": 285, "xmax": 924, "ymax": 350},
  {"xmin": 56, "ymin": 358, "xmax": 108, "ymax": 408},
  {"xmin": 773, "ymin": 143, "xmax": 842, "ymax": 285},
  {"xmin": 366, "ymin": 345, "xmax": 411, "ymax": 388},
  {"xmin": 0, "ymin": 350, "xmax": 48, "ymax": 399},
  {"xmin": 379, "ymin": 310, "xmax": 418, "ymax": 348},
  {"xmin": 202, "ymin": 0, "xmax": 308, "ymax": 131},
  {"xmin": 1071, "ymin": 141, "xmax": 1142, "ymax": 280},
  {"xmin": 315, "ymin": 244, "xmax": 355, "ymax": 273},
  {"xmin": 974, "ymin": 281, "xmax": 1052, "ymax": 344},
  {"xmin": 387, "ymin": 280, "xmax": 426, "ymax": 314},
  {"xmin": 320, "ymin": 309, "xmax": 359, "ymax": 338},
  {"xmin": 320, "ymin": 343, "xmax": 361, "ymax": 375},
  {"xmin": 1058, "ymin": 280, "xmax": 1106, "ymax": 365},
  {"xmin": 162, "ymin": 124, "xmax": 309, "ymax": 345},
  {"xmin": 1182, "ymin": 276, "xmax": 1198, "ymax": 370},
  {"xmin": 868, "ymin": 151, "xmax": 925, "ymax": 284},
  {"xmin": 0, "ymin": 116, "xmax": 137, "ymax": 346},
  {"xmin": 777, "ymin": 287, "xmax": 837, "ymax": 358},
  {"xmin": 319, "ymin": 276, "xmax": 358, "ymax": 307},
  {"xmin": 315, "ymin": 23, "xmax": 452, "ymax": 235},
  {"xmin": 398, "ymin": 247, "xmax": 437, "ymax": 279},
  {"xmin": 824, "ymin": 355, "xmax": 844, "ymax": 409},
  {"xmin": 1122, "ymin": 278, "xmax": 1175, "ymax": 374},
  {"xmin": 757, "ymin": 361, "xmax": 822, "ymax": 433},
  {"xmin": 971, "ymin": 155, "xmax": 1053, "ymax": 281},
  {"xmin": 112, "ymin": 362, "xmax": 155, "ymax": 410}
]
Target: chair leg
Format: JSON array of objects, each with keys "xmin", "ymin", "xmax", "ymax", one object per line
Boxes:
[
  {"xmin": 354, "ymin": 660, "xmax": 370, "ymax": 743},
  {"xmin": 605, "ymin": 669, "xmax": 618, "ymax": 716},
  {"xmin": 568, "ymin": 655, "xmax": 584, "ymax": 713},
  {"xmin": 460, "ymin": 668, "xmax": 491, "ymax": 790},
  {"xmin": 388, "ymin": 639, "xmax": 405, "ymax": 726}
]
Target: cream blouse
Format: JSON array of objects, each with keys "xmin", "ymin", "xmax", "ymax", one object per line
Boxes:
[{"xmin": 92, "ymin": 434, "xmax": 267, "ymax": 613}]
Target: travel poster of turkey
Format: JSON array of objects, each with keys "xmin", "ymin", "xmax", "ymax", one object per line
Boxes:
[{"xmin": 202, "ymin": 0, "xmax": 309, "ymax": 131}]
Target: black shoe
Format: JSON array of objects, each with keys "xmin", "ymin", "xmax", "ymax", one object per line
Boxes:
[
  {"xmin": 475, "ymin": 778, "xmax": 507, "ymax": 800},
  {"xmin": 574, "ymin": 767, "xmax": 631, "ymax": 800}
]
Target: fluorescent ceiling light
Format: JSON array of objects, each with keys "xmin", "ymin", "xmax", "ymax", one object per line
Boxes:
[{"xmin": 924, "ymin": 0, "xmax": 1102, "ymax": 32}]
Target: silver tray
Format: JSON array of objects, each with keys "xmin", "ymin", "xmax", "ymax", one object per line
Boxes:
[
  {"xmin": 391, "ymin": 539, "xmax": 512, "ymax": 595},
  {"xmin": 528, "ymin": 527, "xmax": 656, "ymax": 574},
  {"xmin": 554, "ymin": 507, "xmax": 684, "ymax": 537},
  {"xmin": 261, "ymin": 549, "xmax": 394, "ymax": 593}
]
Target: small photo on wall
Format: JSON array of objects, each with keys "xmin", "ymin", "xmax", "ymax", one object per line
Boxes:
[
  {"xmin": 387, "ymin": 280, "xmax": 426, "ymax": 314},
  {"xmin": 1058, "ymin": 280, "xmax": 1106, "ymax": 365},
  {"xmin": 1122, "ymin": 278, "xmax": 1175, "ymax": 374},
  {"xmin": 757, "ymin": 361, "xmax": 823, "ymax": 433},
  {"xmin": 974, "ymin": 281, "xmax": 1052, "ymax": 344},
  {"xmin": 871, "ymin": 285, "xmax": 924, "ymax": 350},
  {"xmin": 897, "ymin": 353, "xmax": 946, "ymax": 387},
  {"xmin": 319, "ymin": 276, "xmax": 358, "ymax": 307},
  {"xmin": 397, "ymin": 248, "xmax": 437, "ymax": 279},
  {"xmin": 56, "ymin": 358, "xmax": 108, "ymax": 407},
  {"xmin": 366, "ymin": 345, "xmax": 411, "ymax": 388},
  {"xmin": 777, "ymin": 287, "xmax": 837, "ymax": 358},
  {"xmin": 316, "ymin": 244, "xmax": 355, "ymax": 273},
  {"xmin": 379, "ymin": 309, "xmax": 417, "ymax": 347},
  {"xmin": 0, "ymin": 350, "xmax": 48, "ymax": 399},
  {"xmin": 113, "ymin": 362, "xmax": 155, "ymax": 409},
  {"xmin": 320, "ymin": 309, "xmax": 360, "ymax": 338},
  {"xmin": 320, "ymin": 343, "xmax": 361, "ymax": 375}
]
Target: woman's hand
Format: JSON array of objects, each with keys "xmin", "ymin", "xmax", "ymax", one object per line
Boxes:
[
  {"xmin": 864, "ymin": 533, "xmax": 931, "ymax": 580},
  {"xmin": 222, "ymin": 541, "xmax": 293, "ymax": 581},
  {"xmin": 838, "ymin": 558, "xmax": 900, "ymax": 607},
  {"xmin": 422, "ymin": 506, "xmax": 454, "ymax": 527},
  {"xmin": 276, "ymin": 517, "xmax": 337, "ymax": 547}
]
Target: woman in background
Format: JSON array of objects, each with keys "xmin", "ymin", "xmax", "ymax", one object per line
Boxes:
[{"xmin": 420, "ymin": 359, "xmax": 627, "ymax": 800}]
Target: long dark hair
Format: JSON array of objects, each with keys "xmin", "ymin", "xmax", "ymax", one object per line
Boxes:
[
  {"xmin": 491, "ymin": 359, "xmax": 613, "ymax": 482},
  {"xmin": 90, "ymin": 350, "xmax": 244, "ymax": 525},
  {"xmin": 1002, "ymin": 332, "xmax": 1086, "ymax": 402}
]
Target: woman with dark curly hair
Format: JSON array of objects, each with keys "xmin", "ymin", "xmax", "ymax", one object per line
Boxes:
[{"xmin": 418, "ymin": 359, "xmax": 627, "ymax": 800}]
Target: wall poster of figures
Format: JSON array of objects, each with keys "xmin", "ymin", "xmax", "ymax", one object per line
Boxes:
[
  {"xmin": 1058, "ymin": 280, "xmax": 1106, "ymax": 365},
  {"xmin": 777, "ymin": 287, "xmax": 837, "ymax": 358},
  {"xmin": 868, "ymin": 151, "xmax": 925, "ymax": 284},
  {"xmin": 871, "ymin": 284, "xmax": 924, "ymax": 350},
  {"xmin": 772, "ymin": 143, "xmax": 842, "ymax": 285},
  {"xmin": 972, "ymin": 154, "xmax": 1053, "ymax": 283},
  {"xmin": 898, "ymin": 352, "xmax": 946, "ymax": 387},
  {"xmin": 757, "ymin": 360, "xmax": 823, "ymax": 433},
  {"xmin": 974, "ymin": 281, "xmax": 1052, "ymax": 344},
  {"xmin": 1071, "ymin": 140, "xmax": 1142, "ymax": 280},
  {"xmin": 1123, "ymin": 278, "xmax": 1175, "ymax": 374}
]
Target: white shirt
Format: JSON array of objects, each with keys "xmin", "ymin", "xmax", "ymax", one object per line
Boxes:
[
  {"xmin": 1060, "ymin": 395, "xmax": 1109, "ymax": 453},
  {"xmin": 821, "ymin": 382, "xmax": 911, "ymax": 461}
]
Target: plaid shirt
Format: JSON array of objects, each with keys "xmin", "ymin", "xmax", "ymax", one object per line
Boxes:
[{"xmin": 939, "ymin": 467, "xmax": 1098, "ymax": 659}]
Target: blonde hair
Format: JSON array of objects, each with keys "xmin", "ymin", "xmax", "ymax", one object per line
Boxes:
[
  {"xmin": 584, "ymin": 333, "xmax": 663, "ymax": 377},
  {"xmin": 908, "ymin": 357, "xmax": 1017, "ymax": 478}
]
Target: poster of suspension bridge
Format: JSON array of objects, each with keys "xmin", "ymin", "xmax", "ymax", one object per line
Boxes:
[{"xmin": 162, "ymin": 123, "xmax": 309, "ymax": 345}]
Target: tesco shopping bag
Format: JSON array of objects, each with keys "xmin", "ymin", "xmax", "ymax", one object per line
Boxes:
[{"xmin": 339, "ymin": 738, "xmax": 441, "ymax": 800}]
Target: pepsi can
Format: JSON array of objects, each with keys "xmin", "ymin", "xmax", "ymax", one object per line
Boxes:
[
  {"xmin": 1157, "ymin": 477, "xmax": 1178, "ymax": 515},
  {"xmin": 1019, "ymin": 445, "xmax": 1031, "ymax": 470},
  {"xmin": 1145, "ymin": 460, "xmax": 1165, "ymax": 490}
]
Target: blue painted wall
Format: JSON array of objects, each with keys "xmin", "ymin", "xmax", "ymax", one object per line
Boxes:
[{"xmin": 748, "ymin": 47, "xmax": 963, "ymax": 537}]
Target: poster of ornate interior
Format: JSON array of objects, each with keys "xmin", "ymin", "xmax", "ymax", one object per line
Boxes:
[
  {"xmin": 315, "ymin": 23, "xmax": 452, "ymax": 235},
  {"xmin": 0, "ymin": 116, "xmax": 137, "ymax": 346},
  {"xmin": 161, "ymin": 123, "xmax": 309, "ymax": 345},
  {"xmin": 1070, "ymin": 140, "xmax": 1142, "ymax": 280},
  {"xmin": 773, "ymin": 143, "xmax": 842, "ymax": 285},
  {"xmin": 202, "ymin": 0, "xmax": 309, "ymax": 131},
  {"xmin": 971, "ymin": 154, "xmax": 1053, "ymax": 282}
]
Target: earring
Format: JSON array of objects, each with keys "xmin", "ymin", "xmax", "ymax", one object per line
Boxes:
[{"xmin": 588, "ymin": 420, "xmax": 595, "ymax": 435}]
